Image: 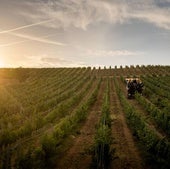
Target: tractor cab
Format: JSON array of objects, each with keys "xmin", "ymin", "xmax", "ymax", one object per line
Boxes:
[{"xmin": 125, "ymin": 77, "xmax": 144, "ymax": 99}]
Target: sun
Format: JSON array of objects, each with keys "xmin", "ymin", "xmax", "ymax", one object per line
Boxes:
[{"xmin": 0, "ymin": 59, "xmax": 5, "ymax": 68}]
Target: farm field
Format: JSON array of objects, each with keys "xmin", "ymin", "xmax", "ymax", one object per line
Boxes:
[{"xmin": 0, "ymin": 65, "xmax": 170, "ymax": 169}]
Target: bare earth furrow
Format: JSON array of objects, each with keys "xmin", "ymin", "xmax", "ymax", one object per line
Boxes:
[
  {"xmin": 117, "ymin": 77, "xmax": 165, "ymax": 139},
  {"xmin": 56, "ymin": 79, "xmax": 106, "ymax": 169},
  {"xmin": 110, "ymin": 78, "xmax": 144, "ymax": 169}
]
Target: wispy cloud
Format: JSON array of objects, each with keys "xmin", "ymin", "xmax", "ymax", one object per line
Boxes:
[
  {"xmin": 21, "ymin": 0, "xmax": 170, "ymax": 30},
  {"xmin": 41, "ymin": 57, "xmax": 70, "ymax": 64},
  {"xmin": 86, "ymin": 49, "xmax": 142, "ymax": 57},
  {"xmin": 0, "ymin": 19, "xmax": 54, "ymax": 34},
  {"xmin": 0, "ymin": 40, "xmax": 28, "ymax": 47},
  {"xmin": 41, "ymin": 57, "xmax": 85, "ymax": 67},
  {"xmin": 0, "ymin": 32, "xmax": 66, "ymax": 47},
  {"xmin": 19, "ymin": 56, "xmax": 85, "ymax": 67},
  {"xmin": 21, "ymin": 0, "xmax": 127, "ymax": 30},
  {"xmin": 10, "ymin": 32, "xmax": 66, "ymax": 46}
]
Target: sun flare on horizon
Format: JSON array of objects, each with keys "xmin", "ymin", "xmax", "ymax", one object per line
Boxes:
[{"xmin": 0, "ymin": 58, "xmax": 5, "ymax": 68}]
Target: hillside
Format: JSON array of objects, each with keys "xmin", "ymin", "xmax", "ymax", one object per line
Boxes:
[{"xmin": 0, "ymin": 65, "xmax": 170, "ymax": 169}]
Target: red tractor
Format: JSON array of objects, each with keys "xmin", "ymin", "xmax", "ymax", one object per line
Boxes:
[{"xmin": 125, "ymin": 77, "xmax": 144, "ymax": 99}]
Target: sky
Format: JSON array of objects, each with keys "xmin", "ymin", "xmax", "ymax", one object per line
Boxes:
[{"xmin": 0, "ymin": 0, "xmax": 170, "ymax": 68}]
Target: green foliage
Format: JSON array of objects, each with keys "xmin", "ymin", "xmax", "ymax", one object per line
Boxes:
[
  {"xmin": 15, "ymin": 147, "xmax": 46, "ymax": 169},
  {"xmin": 92, "ymin": 79, "xmax": 113, "ymax": 169},
  {"xmin": 0, "ymin": 67, "xmax": 170, "ymax": 169},
  {"xmin": 93, "ymin": 125, "xmax": 112, "ymax": 169},
  {"xmin": 1, "ymin": 149, "xmax": 12, "ymax": 169},
  {"xmin": 95, "ymin": 125, "xmax": 111, "ymax": 145},
  {"xmin": 0, "ymin": 129, "xmax": 22, "ymax": 147},
  {"xmin": 17, "ymin": 77, "xmax": 101, "ymax": 169},
  {"xmin": 14, "ymin": 68, "xmax": 30, "ymax": 82},
  {"xmin": 135, "ymin": 93, "xmax": 170, "ymax": 135},
  {"xmin": 41, "ymin": 135, "xmax": 57, "ymax": 168},
  {"xmin": 114, "ymin": 78, "xmax": 170, "ymax": 169}
]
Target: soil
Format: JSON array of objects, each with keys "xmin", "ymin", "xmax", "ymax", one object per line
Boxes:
[
  {"xmin": 56, "ymin": 79, "xmax": 106, "ymax": 169},
  {"xmin": 117, "ymin": 77, "xmax": 165, "ymax": 139},
  {"xmin": 56, "ymin": 77, "xmax": 147, "ymax": 169},
  {"xmin": 109, "ymin": 77, "xmax": 144, "ymax": 169}
]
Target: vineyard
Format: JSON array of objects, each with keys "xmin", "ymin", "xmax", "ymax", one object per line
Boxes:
[{"xmin": 0, "ymin": 65, "xmax": 170, "ymax": 169}]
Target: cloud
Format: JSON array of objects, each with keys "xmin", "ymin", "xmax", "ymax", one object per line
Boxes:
[
  {"xmin": 41, "ymin": 57, "xmax": 85, "ymax": 67},
  {"xmin": 21, "ymin": 0, "xmax": 170, "ymax": 30},
  {"xmin": 0, "ymin": 32, "xmax": 66, "ymax": 47},
  {"xmin": 0, "ymin": 39, "xmax": 28, "ymax": 47},
  {"xmin": 128, "ymin": 1, "xmax": 170, "ymax": 30},
  {"xmin": 0, "ymin": 19, "xmax": 54, "ymax": 34},
  {"xmin": 5, "ymin": 54, "xmax": 85, "ymax": 67},
  {"xmin": 15, "ymin": 54, "xmax": 85, "ymax": 67},
  {"xmin": 41, "ymin": 57, "xmax": 71, "ymax": 64},
  {"xmin": 86, "ymin": 49, "xmax": 142, "ymax": 57},
  {"xmin": 10, "ymin": 32, "xmax": 66, "ymax": 46},
  {"xmin": 21, "ymin": 0, "xmax": 127, "ymax": 30}
]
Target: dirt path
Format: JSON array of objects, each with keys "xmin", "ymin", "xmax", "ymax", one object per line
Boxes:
[
  {"xmin": 109, "ymin": 77, "xmax": 144, "ymax": 169},
  {"xmin": 56, "ymin": 79, "xmax": 106, "ymax": 169},
  {"xmin": 117, "ymin": 77, "xmax": 165, "ymax": 139},
  {"xmin": 4, "ymin": 78, "xmax": 99, "ymax": 169}
]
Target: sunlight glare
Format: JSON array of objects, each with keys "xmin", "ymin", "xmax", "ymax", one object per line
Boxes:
[{"xmin": 0, "ymin": 58, "xmax": 5, "ymax": 68}]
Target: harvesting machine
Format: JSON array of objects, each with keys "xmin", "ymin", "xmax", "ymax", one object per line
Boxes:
[{"xmin": 125, "ymin": 77, "xmax": 144, "ymax": 99}]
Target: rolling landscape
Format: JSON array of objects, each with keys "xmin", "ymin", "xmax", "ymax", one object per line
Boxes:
[
  {"xmin": 0, "ymin": 65, "xmax": 170, "ymax": 169},
  {"xmin": 1, "ymin": 0, "xmax": 170, "ymax": 168}
]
